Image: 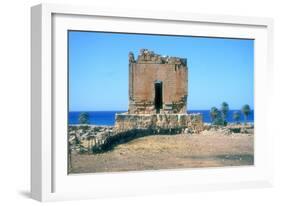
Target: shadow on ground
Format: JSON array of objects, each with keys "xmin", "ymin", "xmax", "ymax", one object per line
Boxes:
[{"xmin": 18, "ymin": 190, "xmax": 31, "ymax": 198}]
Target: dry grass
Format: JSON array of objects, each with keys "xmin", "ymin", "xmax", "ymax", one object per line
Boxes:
[{"xmin": 69, "ymin": 131, "xmax": 254, "ymax": 174}]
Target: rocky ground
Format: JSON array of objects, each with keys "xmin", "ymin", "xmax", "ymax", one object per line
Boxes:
[{"xmin": 68, "ymin": 125, "xmax": 254, "ymax": 174}]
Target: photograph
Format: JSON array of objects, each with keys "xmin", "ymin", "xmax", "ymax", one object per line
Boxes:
[{"xmin": 67, "ymin": 31, "xmax": 254, "ymax": 174}]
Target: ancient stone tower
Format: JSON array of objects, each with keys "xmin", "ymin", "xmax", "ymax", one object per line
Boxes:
[
  {"xmin": 115, "ymin": 49, "xmax": 203, "ymax": 132},
  {"xmin": 128, "ymin": 49, "xmax": 188, "ymax": 114}
]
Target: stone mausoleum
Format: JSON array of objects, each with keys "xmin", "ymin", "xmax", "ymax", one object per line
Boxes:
[
  {"xmin": 115, "ymin": 49, "xmax": 203, "ymax": 133},
  {"xmin": 128, "ymin": 49, "xmax": 187, "ymax": 114}
]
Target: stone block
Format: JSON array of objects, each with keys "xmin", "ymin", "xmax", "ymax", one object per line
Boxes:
[{"xmin": 115, "ymin": 113, "xmax": 203, "ymax": 133}]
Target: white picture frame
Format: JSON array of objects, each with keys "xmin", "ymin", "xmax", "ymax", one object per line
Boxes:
[{"xmin": 31, "ymin": 3, "xmax": 274, "ymax": 202}]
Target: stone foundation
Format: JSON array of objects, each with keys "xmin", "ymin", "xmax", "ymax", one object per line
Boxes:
[{"xmin": 115, "ymin": 112, "xmax": 204, "ymax": 133}]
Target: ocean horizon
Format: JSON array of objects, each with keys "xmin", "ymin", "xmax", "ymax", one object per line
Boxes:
[{"xmin": 69, "ymin": 110, "xmax": 254, "ymax": 126}]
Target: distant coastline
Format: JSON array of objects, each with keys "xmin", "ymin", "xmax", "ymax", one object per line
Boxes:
[{"xmin": 69, "ymin": 110, "xmax": 254, "ymax": 126}]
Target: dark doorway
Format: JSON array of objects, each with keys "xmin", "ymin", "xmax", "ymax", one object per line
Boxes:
[{"xmin": 154, "ymin": 81, "xmax": 163, "ymax": 113}]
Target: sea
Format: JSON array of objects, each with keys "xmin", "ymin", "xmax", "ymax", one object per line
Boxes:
[{"xmin": 69, "ymin": 110, "xmax": 254, "ymax": 126}]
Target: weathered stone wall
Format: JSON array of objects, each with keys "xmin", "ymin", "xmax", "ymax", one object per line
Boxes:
[
  {"xmin": 115, "ymin": 113, "xmax": 204, "ymax": 133},
  {"xmin": 112, "ymin": 49, "xmax": 199, "ymax": 138},
  {"xmin": 128, "ymin": 49, "xmax": 188, "ymax": 114}
]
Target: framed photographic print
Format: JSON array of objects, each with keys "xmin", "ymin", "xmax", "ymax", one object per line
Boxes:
[{"xmin": 31, "ymin": 3, "xmax": 274, "ymax": 201}]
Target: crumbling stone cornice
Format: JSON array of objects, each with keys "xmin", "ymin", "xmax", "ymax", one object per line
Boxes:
[{"xmin": 129, "ymin": 49, "xmax": 187, "ymax": 66}]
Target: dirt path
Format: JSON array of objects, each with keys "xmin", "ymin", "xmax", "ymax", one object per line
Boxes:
[{"xmin": 69, "ymin": 131, "xmax": 254, "ymax": 174}]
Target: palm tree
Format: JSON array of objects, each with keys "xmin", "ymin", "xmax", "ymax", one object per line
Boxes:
[
  {"xmin": 210, "ymin": 107, "xmax": 219, "ymax": 123},
  {"xmin": 79, "ymin": 112, "xmax": 90, "ymax": 125},
  {"xmin": 221, "ymin": 102, "xmax": 229, "ymax": 122},
  {"xmin": 241, "ymin": 104, "xmax": 251, "ymax": 125},
  {"xmin": 233, "ymin": 111, "xmax": 241, "ymax": 124}
]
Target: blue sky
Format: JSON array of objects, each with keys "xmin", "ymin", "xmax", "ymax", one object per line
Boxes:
[{"xmin": 68, "ymin": 31, "xmax": 254, "ymax": 111}]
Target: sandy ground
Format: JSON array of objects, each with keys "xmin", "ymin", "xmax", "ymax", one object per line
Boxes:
[{"xmin": 69, "ymin": 131, "xmax": 254, "ymax": 174}]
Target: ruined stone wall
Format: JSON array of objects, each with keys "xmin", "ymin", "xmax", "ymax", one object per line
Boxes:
[
  {"xmin": 115, "ymin": 113, "xmax": 204, "ymax": 133},
  {"xmin": 114, "ymin": 50, "xmax": 198, "ymax": 135},
  {"xmin": 128, "ymin": 49, "xmax": 188, "ymax": 114}
]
